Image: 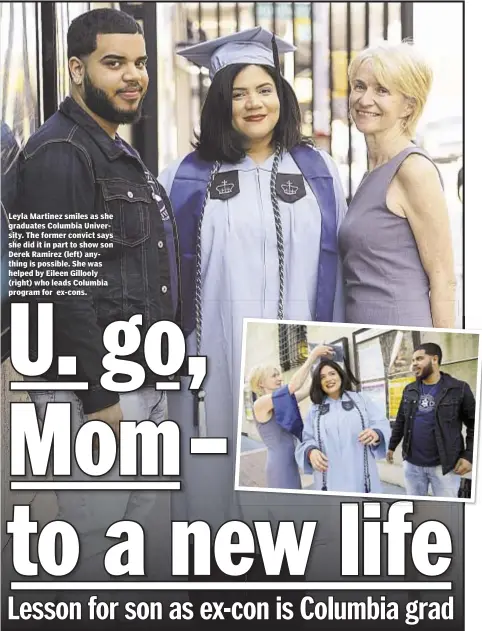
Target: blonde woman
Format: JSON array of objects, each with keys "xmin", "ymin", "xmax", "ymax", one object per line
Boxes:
[
  {"xmin": 249, "ymin": 343, "xmax": 334, "ymax": 489},
  {"xmin": 339, "ymin": 41, "xmax": 456, "ymax": 328}
]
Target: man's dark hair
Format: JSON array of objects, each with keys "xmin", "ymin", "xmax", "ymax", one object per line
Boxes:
[
  {"xmin": 194, "ymin": 63, "xmax": 312, "ymax": 163},
  {"xmin": 309, "ymin": 359, "xmax": 360, "ymax": 405},
  {"xmin": 67, "ymin": 8, "xmax": 143, "ymax": 59},
  {"xmin": 414, "ymin": 343, "xmax": 443, "ymax": 365}
]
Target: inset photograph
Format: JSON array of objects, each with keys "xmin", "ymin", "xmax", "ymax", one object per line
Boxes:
[{"xmin": 236, "ymin": 319, "xmax": 480, "ymax": 502}]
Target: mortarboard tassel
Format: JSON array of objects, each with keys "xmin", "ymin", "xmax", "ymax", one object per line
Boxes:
[
  {"xmin": 193, "ymin": 389, "xmax": 207, "ymax": 437},
  {"xmin": 271, "ymin": 32, "xmax": 280, "ymax": 73},
  {"xmin": 271, "ymin": 32, "xmax": 282, "ymax": 88},
  {"xmin": 271, "ymin": 31, "xmax": 284, "ymax": 134}
]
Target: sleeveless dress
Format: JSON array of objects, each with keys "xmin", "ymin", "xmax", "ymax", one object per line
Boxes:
[
  {"xmin": 255, "ymin": 420, "xmax": 301, "ymax": 489},
  {"xmin": 338, "ymin": 146, "xmax": 440, "ymax": 326},
  {"xmin": 254, "ymin": 387, "xmax": 302, "ymax": 490}
]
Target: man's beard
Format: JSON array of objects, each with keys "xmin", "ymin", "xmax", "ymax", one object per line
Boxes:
[
  {"xmin": 418, "ymin": 361, "xmax": 434, "ymax": 380},
  {"xmin": 83, "ymin": 73, "xmax": 145, "ymax": 125}
]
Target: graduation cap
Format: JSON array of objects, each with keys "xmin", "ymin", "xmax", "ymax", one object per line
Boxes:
[{"xmin": 176, "ymin": 26, "xmax": 296, "ymax": 79}]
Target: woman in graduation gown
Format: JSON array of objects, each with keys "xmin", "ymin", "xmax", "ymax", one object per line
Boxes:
[
  {"xmin": 296, "ymin": 359, "xmax": 391, "ymax": 494},
  {"xmin": 159, "ymin": 27, "xmax": 347, "ymax": 533}
]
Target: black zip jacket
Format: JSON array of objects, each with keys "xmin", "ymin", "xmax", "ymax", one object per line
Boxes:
[
  {"xmin": 15, "ymin": 97, "xmax": 181, "ymax": 414},
  {"xmin": 388, "ymin": 372, "xmax": 475, "ymax": 474}
]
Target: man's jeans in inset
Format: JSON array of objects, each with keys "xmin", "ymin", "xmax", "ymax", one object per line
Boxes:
[
  {"xmin": 27, "ymin": 387, "xmax": 169, "ymax": 580},
  {"xmin": 403, "ymin": 461, "xmax": 460, "ymax": 498}
]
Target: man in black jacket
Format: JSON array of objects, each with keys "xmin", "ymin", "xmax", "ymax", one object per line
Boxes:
[
  {"xmin": 15, "ymin": 8, "xmax": 179, "ymax": 579},
  {"xmin": 387, "ymin": 342, "xmax": 475, "ymax": 497}
]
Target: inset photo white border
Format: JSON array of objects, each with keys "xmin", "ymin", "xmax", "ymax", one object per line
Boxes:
[{"xmin": 235, "ymin": 318, "xmax": 481, "ymax": 504}]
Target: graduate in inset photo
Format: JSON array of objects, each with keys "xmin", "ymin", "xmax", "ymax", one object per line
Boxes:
[{"xmin": 296, "ymin": 358, "xmax": 391, "ymax": 494}]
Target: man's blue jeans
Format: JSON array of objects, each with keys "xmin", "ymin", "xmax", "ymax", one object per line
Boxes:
[
  {"xmin": 27, "ymin": 387, "xmax": 169, "ymax": 580},
  {"xmin": 403, "ymin": 461, "xmax": 460, "ymax": 497}
]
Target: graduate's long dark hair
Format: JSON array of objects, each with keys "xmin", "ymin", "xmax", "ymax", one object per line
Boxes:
[
  {"xmin": 309, "ymin": 359, "xmax": 360, "ymax": 405},
  {"xmin": 194, "ymin": 63, "xmax": 312, "ymax": 163}
]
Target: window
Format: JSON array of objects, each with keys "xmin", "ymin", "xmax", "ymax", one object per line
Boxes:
[{"xmin": 278, "ymin": 324, "xmax": 308, "ymax": 372}]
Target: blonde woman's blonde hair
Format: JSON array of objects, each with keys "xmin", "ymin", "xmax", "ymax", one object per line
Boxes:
[
  {"xmin": 248, "ymin": 364, "xmax": 282, "ymax": 398},
  {"xmin": 348, "ymin": 40, "xmax": 433, "ymax": 138}
]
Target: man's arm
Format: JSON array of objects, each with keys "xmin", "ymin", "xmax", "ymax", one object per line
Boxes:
[
  {"xmin": 452, "ymin": 382, "xmax": 475, "ymax": 476},
  {"xmin": 387, "ymin": 389, "xmax": 408, "ymax": 460},
  {"xmin": 459, "ymin": 382, "xmax": 475, "ymax": 463},
  {"xmin": 18, "ymin": 142, "xmax": 119, "ymax": 414}
]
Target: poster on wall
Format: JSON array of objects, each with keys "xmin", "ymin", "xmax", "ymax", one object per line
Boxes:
[
  {"xmin": 360, "ymin": 379, "xmax": 387, "ymax": 413},
  {"xmin": 388, "ymin": 375, "xmax": 416, "ymax": 419},
  {"xmin": 357, "ymin": 337, "xmax": 385, "ymax": 382}
]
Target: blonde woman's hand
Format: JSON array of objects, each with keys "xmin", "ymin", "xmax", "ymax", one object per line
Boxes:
[
  {"xmin": 309, "ymin": 449, "xmax": 329, "ymax": 472},
  {"xmin": 358, "ymin": 428, "xmax": 380, "ymax": 446},
  {"xmin": 310, "ymin": 344, "xmax": 335, "ymax": 361}
]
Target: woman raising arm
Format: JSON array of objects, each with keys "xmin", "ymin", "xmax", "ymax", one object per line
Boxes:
[
  {"xmin": 248, "ymin": 344, "xmax": 334, "ymax": 490},
  {"xmin": 252, "ymin": 343, "xmax": 335, "ymax": 422}
]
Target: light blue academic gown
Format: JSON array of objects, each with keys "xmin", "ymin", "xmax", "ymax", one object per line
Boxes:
[
  {"xmin": 296, "ymin": 391, "xmax": 391, "ymax": 494},
  {"xmin": 158, "ymin": 150, "xmax": 347, "ymax": 533}
]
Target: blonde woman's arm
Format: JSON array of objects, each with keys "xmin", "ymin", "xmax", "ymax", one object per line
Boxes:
[
  {"xmin": 252, "ymin": 393, "xmax": 277, "ymax": 423},
  {"xmin": 289, "ymin": 343, "xmax": 335, "ymax": 400},
  {"xmin": 395, "ymin": 154, "xmax": 456, "ymax": 328},
  {"xmin": 253, "ymin": 344, "xmax": 334, "ymax": 422}
]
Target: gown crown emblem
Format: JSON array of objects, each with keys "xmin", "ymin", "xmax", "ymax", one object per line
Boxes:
[
  {"xmin": 216, "ymin": 179, "xmax": 235, "ymax": 195},
  {"xmin": 281, "ymin": 180, "xmax": 298, "ymax": 195}
]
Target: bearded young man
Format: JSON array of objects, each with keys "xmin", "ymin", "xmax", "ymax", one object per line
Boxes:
[
  {"xmin": 16, "ymin": 8, "xmax": 179, "ymax": 579},
  {"xmin": 387, "ymin": 343, "xmax": 475, "ymax": 498}
]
